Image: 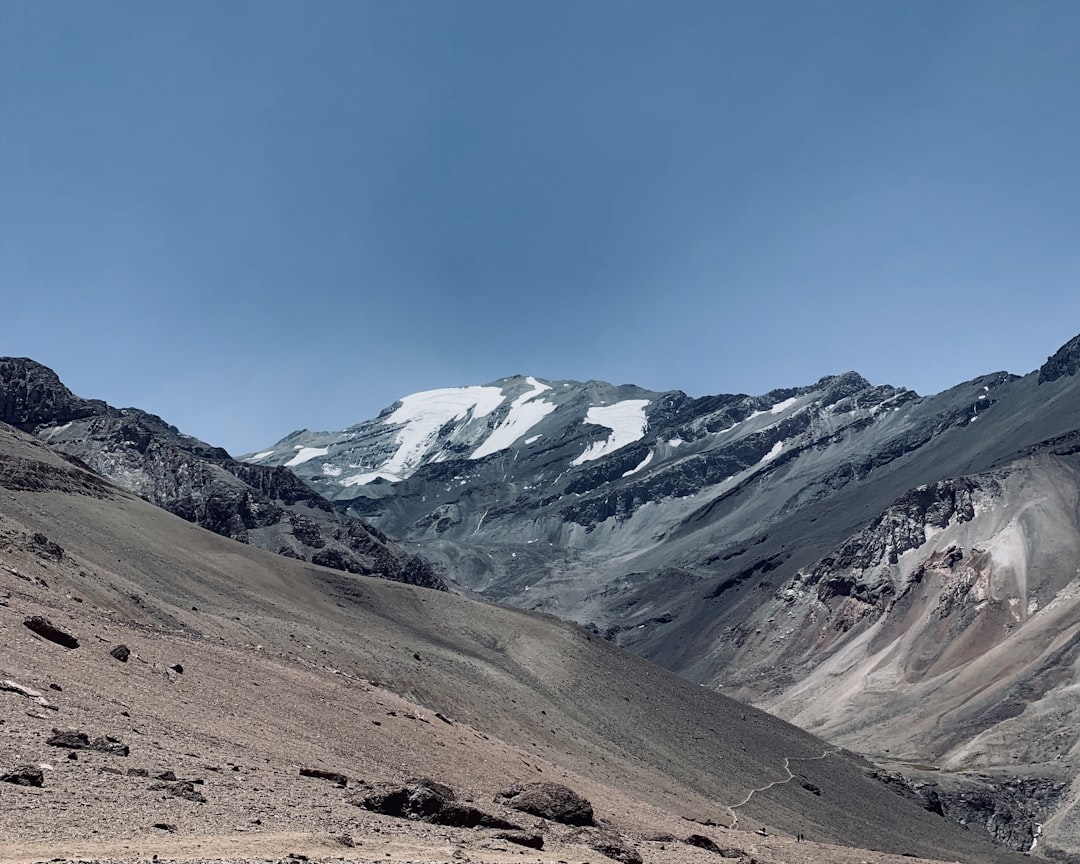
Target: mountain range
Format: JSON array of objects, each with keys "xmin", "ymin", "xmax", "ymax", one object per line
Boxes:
[
  {"xmin": 241, "ymin": 332, "xmax": 1080, "ymax": 857},
  {"xmin": 2, "ymin": 332, "xmax": 1080, "ymax": 860},
  {"xmin": 0, "ymin": 382, "xmax": 1016, "ymax": 864}
]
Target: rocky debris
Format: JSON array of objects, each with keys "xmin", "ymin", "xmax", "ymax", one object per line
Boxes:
[
  {"xmin": 168, "ymin": 663, "xmax": 184, "ymax": 674},
  {"xmin": 23, "ymin": 615, "xmax": 79, "ymax": 649},
  {"xmin": 152, "ymin": 822, "xmax": 178, "ymax": 832},
  {"xmin": 495, "ymin": 782, "xmax": 595, "ymax": 826},
  {"xmin": 1, "ymin": 765, "xmax": 44, "ymax": 787},
  {"xmin": 586, "ymin": 831, "xmax": 642, "ymax": 864},
  {"xmin": 349, "ymin": 778, "xmax": 519, "ymax": 829},
  {"xmin": 46, "ymin": 729, "xmax": 129, "ymax": 756},
  {"xmin": 1, "ymin": 678, "xmax": 58, "ymax": 710},
  {"xmin": 495, "ymin": 831, "xmax": 544, "ymax": 850},
  {"xmin": 109, "ymin": 644, "xmax": 131, "ymax": 662},
  {"xmin": 299, "ymin": 766, "xmax": 349, "ymax": 787}
]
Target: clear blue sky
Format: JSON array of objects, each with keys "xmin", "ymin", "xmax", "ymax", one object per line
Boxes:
[{"xmin": 3, "ymin": 1, "xmax": 1079, "ymax": 455}]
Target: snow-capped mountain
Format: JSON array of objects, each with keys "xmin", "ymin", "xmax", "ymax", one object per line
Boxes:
[{"xmin": 246, "ymin": 332, "xmax": 1080, "ymax": 856}]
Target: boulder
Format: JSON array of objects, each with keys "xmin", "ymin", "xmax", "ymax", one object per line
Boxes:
[
  {"xmin": 349, "ymin": 778, "xmax": 518, "ymax": 829},
  {"xmin": 47, "ymin": 729, "xmax": 129, "ymax": 756},
  {"xmin": 23, "ymin": 616, "xmax": 79, "ymax": 649},
  {"xmin": 1, "ymin": 765, "xmax": 44, "ymax": 787},
  {"xmin": 496, "ymin": 782, "xmax": 594, "ymax": 826}
]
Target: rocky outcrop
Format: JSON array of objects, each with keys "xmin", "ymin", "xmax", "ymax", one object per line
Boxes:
[
  {"xmin": 802, "ymin": 478, "xmax": 981, "ymax": 606},
  {"xmin": 349, "ymin": 778, "xmax": 519, "ymax": 828},
  {"xmin": 0, "ymin": 357, "xmax": 108, "ymax": 428},
  {"xmin": 0, "ymin": 358, "xmax": 444, "ymax": 591},
  {"xmin": 870, "ymin": 768, "xmax": 1063, "ymax": 852},
  {"xmin": 47, "ymin": 730, "xmax": 129, "ymax": 756},
  {"xmin": 1038, "ymin": 333, "xmax": 1080, "ymax": 384}
]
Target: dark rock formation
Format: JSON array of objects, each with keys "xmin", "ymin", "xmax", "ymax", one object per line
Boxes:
[
  {"xmin": 299, "ymin": 766, "xmax": 349, "ymax": 787},
  {"xmin": 495, "ymin": 782, "xmax": 594, "ymax": 826},
  {"xmin": 150, "ymin": 780, "xmax": 207, "ymax": 803},
  {"xmin": 0, "ymin": 357, "xmax": 444, "ymax": 591},
  {"xmin": 349, "ymin": 778, "xmax": 519, "ymax": 829},
  {"xmin": 1038, "ymin": 333, "xmax": 1080, "ymax": 384},
  {"xmin": 1, "ymin": 765, "xmax": 44, "ymax": 787},
  {"xmin": 47, "ymin": 730, "xmax": 129, "ymax": 756},
  {"xmin": 23, "ymin": 616, "xmax": 79, "ymax": 649},
  {"xmin": 109, "ymin": 644, "xmax": 130, "ymax": 662}
]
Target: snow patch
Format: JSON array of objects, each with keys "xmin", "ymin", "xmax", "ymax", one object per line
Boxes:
[
  {"xmin": 286, "ymin": 446, "xmax": 329, "ymax": 467},
  {"xmin": 471, "ymin": 377, "xmax": 556, "ymax": 459},
  {"xmin": 622, "ymin": 451, "xmax": 654, "ymax": 477},
  {"xmin": 759, "ymin": 440, "xmax": 784, "ymax": 463},
  {"xmin": 249, "ymin": 450, "xmax": 275, "ymax": 462},
  {"xmin": 770, "ymin": 396, "xmax": 799, "ymax": 414},
  {"xmin": 571, "ymin": 399, "xmax": 650, "ymax": 466},
  {"xmin": 43, "ymin": 422, "xmax": 72, "ymax": 440},
  {"xmin": 322, "ymin": 463, "xmax": 343, "ymax": 477},
  {"xmin": 524, "ymin": 435, "xmax": 542, "ymax": 445},
  {"xmin": 667, "ymin": 437, "xmax": 684, "ymax": 448}
]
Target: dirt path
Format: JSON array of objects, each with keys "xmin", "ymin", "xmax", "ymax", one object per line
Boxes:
[{"xmin": 723, "ymin": 747, "xmax": 838, "ymax": 829}]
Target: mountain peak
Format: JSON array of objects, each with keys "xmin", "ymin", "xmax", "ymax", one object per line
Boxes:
[
  {"xmin": 1037, "ymin": 331, "xmax": 1080, "ymax": 385},
  {"xmin": 0, "ymin": 356, "xmax": 108, "ymax": 430}
]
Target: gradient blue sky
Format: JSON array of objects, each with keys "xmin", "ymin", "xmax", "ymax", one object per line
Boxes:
[{"xmin": 3, "ymin": 1, "xmax": 1079, "ymax": 455}]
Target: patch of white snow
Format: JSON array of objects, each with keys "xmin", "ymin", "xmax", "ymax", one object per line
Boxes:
[
  {"xmin": 524, "ymin": 435, "xmax": 542, "ymax": 445},
  {"xmin": 770, "ymin": 396, "xmax": 799, "ymax": 414},
  {"xmin": 471, "ymin": 377, "xmax": 556, "ymax": 459},
  {"xmin": 622, "ymin": 451, "xmax": 654, "ymax": 477},
  {"xmin": 571, "ymin": 399, "xmax": 650, "ymax": 466},
  {"xmin": 759, "ymin": 441, "xmax": 784, "ymax": 463},
  {"xmin": 286, "ymin": 446, "xmax": 329, "ymax": 467},
  {"xmin": 249, "ymin": 450, "xmax": 275, "ymax": 462}
]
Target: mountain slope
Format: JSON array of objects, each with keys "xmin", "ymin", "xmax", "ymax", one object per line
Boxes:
[
  {"xmin": 0, "ymin": 419, "xmax": 1018, "ymax": 863},
  {"xmin": 244, "ymin": 332, "xmax": 1080, "ymax": 858},
  {"xmin": 0, "ymin": 357, "xmax": 443, "ymax": 590}
]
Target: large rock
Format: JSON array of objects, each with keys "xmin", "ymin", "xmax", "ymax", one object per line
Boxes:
[
  {"xmin": 23, "ymin": 616, "xmax": 79, "ymax": 649},
  {"xmin": 1, "ymin": 765, "xmax": 44, "ymax": 787},
  {"xmin": 47, "ymin": 730, "xmax": 129, "ymax": 756},
  {"xmin": 495, "ymin": 782, "xmax": 594, "ymax": 826},
  {"xmin": 349, "ymin": 778, "xmax": 519, "ymax": 829}
]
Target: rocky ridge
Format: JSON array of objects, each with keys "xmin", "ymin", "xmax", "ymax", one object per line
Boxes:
[{"xmin": 0, "ymin": 358, "xmax": 443, "ymax": 590}]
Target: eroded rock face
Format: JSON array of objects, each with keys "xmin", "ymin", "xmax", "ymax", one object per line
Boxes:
[
  {"xmin": 495, "ymin": 782, "xmax": 594, "ymax": 826},
  {"xmin": 870, "ymin": 769, "xmax": 1063, "ymax": 852}
]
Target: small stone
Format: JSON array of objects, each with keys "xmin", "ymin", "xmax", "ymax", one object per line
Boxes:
[{"xmin": 110, "ymin": 645, "xmax": 131, "ymax": 663}]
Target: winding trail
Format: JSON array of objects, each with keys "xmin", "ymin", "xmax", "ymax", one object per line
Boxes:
[{"xmin": 722, "ymin": 746, "xmax": 839, "ymax": 829}]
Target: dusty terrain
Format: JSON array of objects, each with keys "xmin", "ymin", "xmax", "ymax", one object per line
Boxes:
[{"xmin": 0, "ymin": 422, "xmax": 1022, "ymax": 863}]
